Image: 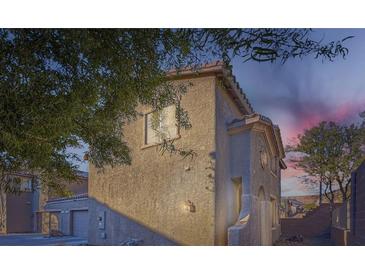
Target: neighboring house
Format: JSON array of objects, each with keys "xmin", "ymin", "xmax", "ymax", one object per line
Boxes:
[
  {"xmin": 44, "ymin": 193, "xmax": 89, "ymax": 238},
  {"xmin": 283, "ymin": 195, "xmax": 320, "ymax": 206},
  {"xmin": 88, "ymin": 61, "xmax": 286, "ymax": 246},
  {"xmin": 350, "ymin": 160, "xmax": 365, "ymax": 245},
  {"xmin": 0, "ymin": 171, "xmax": 88, "ymax": 235},
  {"xmin": 283, "ymin": 191, "xmax": 343, "ymax": 208},
  {"xmin": 42, "ymin": 171, "xmax": 88, "ymax": 237},
  {"xmin": 281, "ymin": 198, "xmax": 304, "ymax": 218},
  {"xmin": 0, "ymin": 172, "xmax": 37, "ymax": 234}
]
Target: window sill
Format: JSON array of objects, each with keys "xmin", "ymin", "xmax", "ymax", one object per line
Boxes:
[{"xmin": 141, "ymin": 135, "xmax": 181, "ymax": 150}]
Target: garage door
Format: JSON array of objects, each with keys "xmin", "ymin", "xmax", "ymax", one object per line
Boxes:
[{"xmin": 72, "ymin": 210, "xmax": 89, "ymax": 238}]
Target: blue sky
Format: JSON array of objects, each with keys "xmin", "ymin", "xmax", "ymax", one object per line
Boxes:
[{"xmin": 73, "ymin": 29, "xmax": 365, "ymax": 196}]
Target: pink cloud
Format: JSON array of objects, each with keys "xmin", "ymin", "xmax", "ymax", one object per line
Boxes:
[
  {"xmin": 283, "ymin": 100, "xmax": 365, "ymax": 145},
  {"xmin": 279, "ymin": 99, "xmax": 365, "ymax": 196}
]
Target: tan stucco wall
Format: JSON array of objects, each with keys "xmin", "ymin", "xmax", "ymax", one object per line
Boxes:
[
  {"xmin": 225, "ymin": 129, "xmax": 281, "ymax": 245},
  {"xmin": 89, "ymin": 73, "xmax": 283, "ymax": 246},
  {"xmin": 89, "ymin": 76, "xmax": 217, "ymax": 245},
  {"xmin": 214, "ymin": 84, "xmax": 243, "ymax": 245},
  {"xmin": 214, "ymin": 81, "xmax": 282, "ymax": 245},
  {"xmin": 249, "ymin": 130, "xmax": 282, "ymax": 245}
]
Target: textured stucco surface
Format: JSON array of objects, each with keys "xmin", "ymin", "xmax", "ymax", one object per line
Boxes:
[
  {"xmin": 224, "ymin": 127, "xmax": 281, "ymax": 245},
  {"xmin": 88, "ymin": 73, "xmax": 283, "ymax": 245},
  {"xmin": 89, "ymin": 76, "xmax": 217, "ymax": 245},
  {"xmin": 248, "ymin": 129, "xmax": 281, "ymax": 245},
  {"xmin": 89, "ymin": 198, "xmax": 176, "ymax": 245},
  {"xmin": 214, "ymin": 84, "xmax": 245, "ymax": 245},
  {"xmin": 215, "ymin": 83, "xmax": 281, "ymax": 245}
]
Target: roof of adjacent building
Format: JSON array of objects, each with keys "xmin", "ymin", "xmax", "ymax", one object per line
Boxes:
[{"xmin": 75, "ymin": 170, "xmax": 88, "ymax": 179}]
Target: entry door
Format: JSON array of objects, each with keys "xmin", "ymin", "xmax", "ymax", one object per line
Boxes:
[
  {"xmin": 258, "ymin": 188, "xmax": 269, "ymax": 245},
  {"xmin": 72, "ymin": 210, "xmax": 89, "ymax": 238},
  {"xmin": 260, "ymin": 201, "xmax": 268, "ymax": 245}
]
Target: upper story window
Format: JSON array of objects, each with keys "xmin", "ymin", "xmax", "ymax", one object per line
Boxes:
[
  {"xmin": 270, "ymin": 156, "xmax": 279, "ymax": 176},
  {"xmin": 145, "ymin": 105, "xmax": 178, "ymax": 145}
]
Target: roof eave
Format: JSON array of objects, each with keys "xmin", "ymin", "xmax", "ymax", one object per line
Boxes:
[{"xmin": 167, "ymin": 61, "xmax": 254, "ymax": 115}]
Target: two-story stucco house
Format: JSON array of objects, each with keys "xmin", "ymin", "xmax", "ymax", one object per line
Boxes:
[{"xmin": 88, "ymin": 61, "xmax": 286, "ymax": 246}]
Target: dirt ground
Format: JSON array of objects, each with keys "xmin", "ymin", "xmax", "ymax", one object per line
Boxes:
[{"xmin": 274, "ymin": 233, "xmax": 334, "ymax": 246}]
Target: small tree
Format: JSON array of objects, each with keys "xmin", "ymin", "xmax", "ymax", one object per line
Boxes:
[{"xmin": 289, "ymin": 114, "xmax": 365, "ymax": 206}]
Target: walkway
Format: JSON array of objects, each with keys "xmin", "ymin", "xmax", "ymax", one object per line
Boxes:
[
  {"xmin": 275, "ymin": 233, "xmax": 334, "ymax": 246},
  {"xmin": 0, "ymin": 233, "xmax": 87, "ymax": 246}
]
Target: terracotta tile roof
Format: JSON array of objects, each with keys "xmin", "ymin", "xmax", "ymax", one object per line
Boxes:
[{"xmin": 167, "ymin": 61, "xmax": 254, "ymax": 114}]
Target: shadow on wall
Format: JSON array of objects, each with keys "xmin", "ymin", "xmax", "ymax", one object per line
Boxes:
[{"xmin": 88, "ymin": 197, "xmax": 178, "ymax": 246}]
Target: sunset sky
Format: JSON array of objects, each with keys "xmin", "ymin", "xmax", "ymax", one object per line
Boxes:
[
  {"xmin": 74, "ymin": 29, "xmax": 365, "ymax": 197},
  {"xmin": 233, "ymin": 29, "xmax": 365, "ymax": 196}
]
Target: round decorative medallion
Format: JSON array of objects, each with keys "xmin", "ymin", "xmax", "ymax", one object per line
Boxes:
[{"xmin": 260, "ymin": 150, "xmax": 268, "ymax": 169}]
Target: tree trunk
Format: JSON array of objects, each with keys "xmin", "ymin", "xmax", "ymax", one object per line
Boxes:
[
  {"xmin": 0, "ymin": 189, "xmax": 6, "ymax": 233},
  {"xmin": 337, "ymin": 180, "xmax": 347, "ymax": 203},
  {"xmin": 319, "ymin": 180, "xmax": 323, "ymax": 204}
]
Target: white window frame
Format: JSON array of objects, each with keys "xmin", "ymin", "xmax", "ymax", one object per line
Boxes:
[{"xmin": 142, "ymin": 105, "xmax": 180, "ymax": 148}]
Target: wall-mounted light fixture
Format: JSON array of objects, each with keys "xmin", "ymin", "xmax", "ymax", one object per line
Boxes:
[
  {"xmin": 185, "ymin": 200, "xmax": 196, "ymax": 213},
  {"xmin": 83, "ymin": 152, "xmax": 89, "ymax": 161}
]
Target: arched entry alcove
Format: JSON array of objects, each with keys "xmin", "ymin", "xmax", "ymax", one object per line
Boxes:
[
  {"xmin": 258, "ymin": 187, "xmax": 269, "ymax": 245},
  {"xmin": 50, "ymin": 212, "xmax": 60, "ymax": 232}
]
